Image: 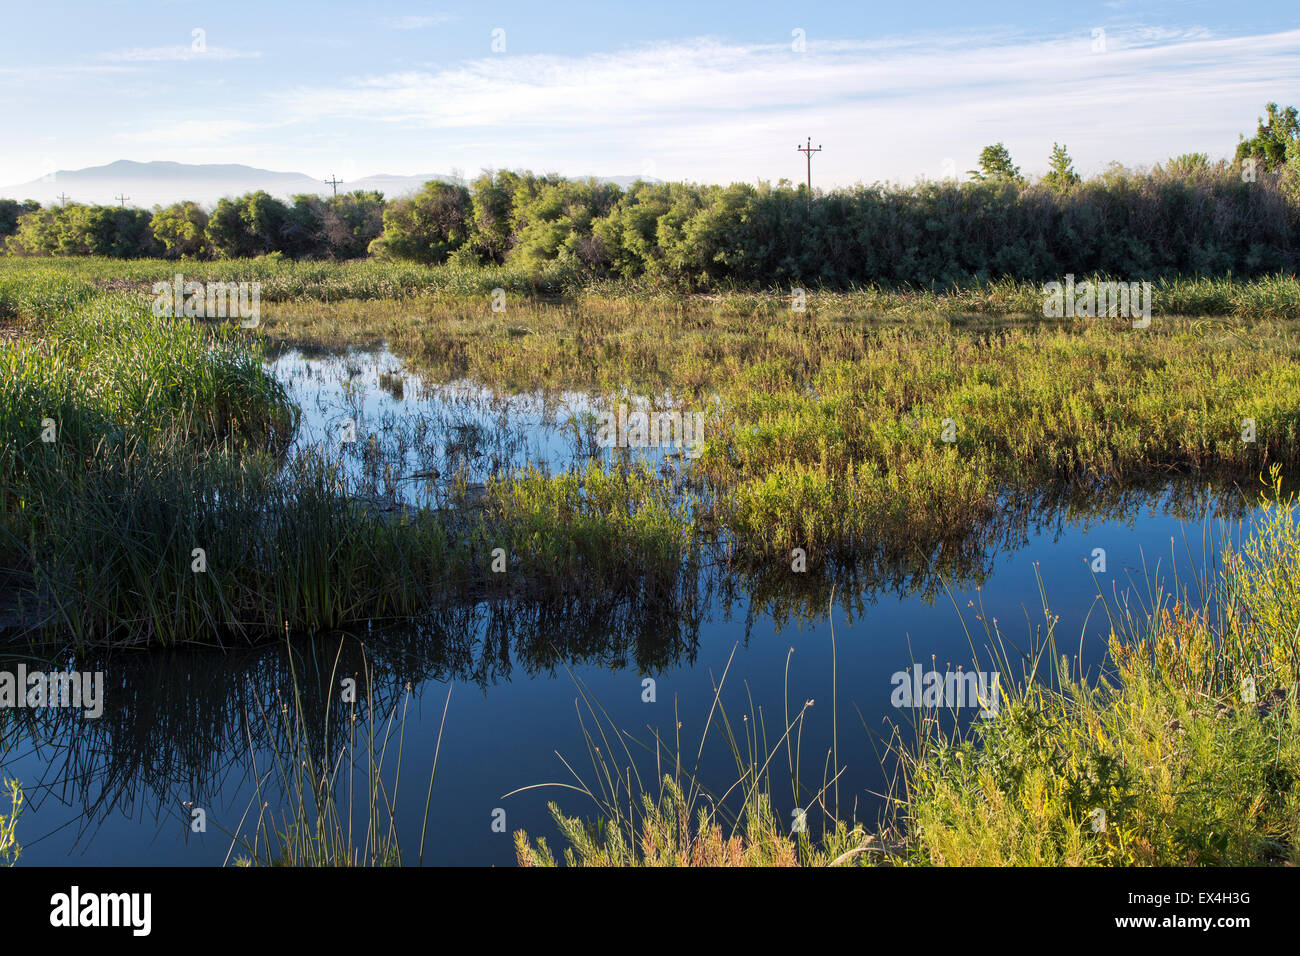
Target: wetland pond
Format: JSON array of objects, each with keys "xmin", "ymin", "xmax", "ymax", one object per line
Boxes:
[{"xmin": 0, "ymin": 346, "xmax": 1267, "ymax": 864}]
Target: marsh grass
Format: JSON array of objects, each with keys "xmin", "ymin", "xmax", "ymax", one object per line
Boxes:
[
  {"xmin": 6, "ymin": 262, "xmax": 1300, "ymax": 649},
  {"xmin": 510, "ymin": 475, "xmax": 1300, "ymax": 867},
  {"xmin": 1, "ymin": 291, "xmax": 294, "ymax": 482},
  {"xmin": 12, "ymin": 429, "xmax": 707, "ymax": 647},
  {"xmin": 222, "ymin": 643, "xmax": 452, "ymax": 866},
  {"xmin": 509, "ymin": 639, "xmax": 886, "ymax": 867},
  {"xmin": 240, "ymin": 279, "xmax": 1300, "ymax": 566},
  {"xmin": 0, "ymin": 778, "xmax": 20, "ymax": 865},
  {"xmin": 896, "ymin": 472, "xmax": 1300, "ymax": 865},
  {"xmin": 702, "ymin": 323, "xmax": 1300, "ymax": 561},
  {"xmin": 232, "ymin": 284, "xmax": 1300, "ymax": 394},
  {"xmin": 4, "ymin": 258, "xmax": 1300, "ymax": 319},
  {"xmin": 1, "ymin": 290, "xmax": 701, "ymax": 647}
]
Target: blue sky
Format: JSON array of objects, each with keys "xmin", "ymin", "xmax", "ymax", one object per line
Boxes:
[{"xmin": 1, "ymin": 0, "xmax": 1297, "ymax": 188}]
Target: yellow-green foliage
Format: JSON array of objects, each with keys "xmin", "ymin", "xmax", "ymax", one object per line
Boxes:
[
  {"xmin": 1224, "ymin": 483, "xmax": 1300, "ymax": 688},
  {"xmin": 907, "ymin": 669, "xmax": 1300, "ymax": 866},
  {"xmin": 905, "ymin": 495, "xmax": 1300, "ymax": 866},
  {"xmin": 239, "ymin": 287, "xmax": 1300, "ymax": 563},
  {"xmin": 487, "ymin": 461, "xmax": 694, "ymax": 593},
  {"xmin": 514, "ymin": 776, "xmax": 874, "ymax": 867},
  {"xmin": 0, "ymin": 779, "xmax": 21, "ymax": 866},
  {"xmin": 704, "ymin": 326, "xmax": 1300, "ymax": 560}
]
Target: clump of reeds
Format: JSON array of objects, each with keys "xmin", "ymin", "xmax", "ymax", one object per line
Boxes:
[
  {"xmin": 222, "ymin": 645, "xmax": 452, "ymax": 866},
  {"xmin": 509, "ymin": 637, "xmax": 890, "ymax": 867}
]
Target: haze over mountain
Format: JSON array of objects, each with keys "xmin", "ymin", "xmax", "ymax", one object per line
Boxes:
[{"xmin": 0, "ymin": 160, "xmax": 658, "ymax": 208}]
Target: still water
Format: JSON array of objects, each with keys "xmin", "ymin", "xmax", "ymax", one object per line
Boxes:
[{"xmin": 0, "ymin": 347, "xmax": 1262, "ymax": 864}]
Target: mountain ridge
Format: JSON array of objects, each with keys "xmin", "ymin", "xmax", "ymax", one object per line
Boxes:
[{"xmin": 0, "ymin": 160, "xmax": 658, "ymax": 207}]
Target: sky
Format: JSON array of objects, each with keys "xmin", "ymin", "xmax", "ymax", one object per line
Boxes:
[{"xmin": 1, "ymin": 0, "xmax": 1298, "ymax": 189}]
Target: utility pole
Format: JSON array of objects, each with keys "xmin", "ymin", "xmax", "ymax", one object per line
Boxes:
[
  {"xmin": 796, "ymin": 136, "xmax": 822, "ymax": 196},
  {"xmin": 56, "ymin": 193, "xmax": 70, "ymax": 207},
  {"xmin": 114, "ymin": 194, "xmax": 130, "ymax": 207},
  {"xmin": 324, "ymin": 174, "xmax": 342, "ymax": 198}
]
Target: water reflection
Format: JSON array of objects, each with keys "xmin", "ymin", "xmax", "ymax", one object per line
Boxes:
[{"xmin": 0, "ymin": 346, "xmax": 1276, "ymax": 863}]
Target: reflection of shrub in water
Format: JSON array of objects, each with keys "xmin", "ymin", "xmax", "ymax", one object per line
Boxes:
[
  {"xmin": 377, "ymin": 371, "xmax": 404, "ymax": 401},
  {"xmin": 4, "ymin": 577, "xmax": 705, "ymax": 841}
]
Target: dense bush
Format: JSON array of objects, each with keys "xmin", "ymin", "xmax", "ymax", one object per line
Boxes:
[
  {"xmin": 1, "ymin": 191, "xmax": 386, "ymax": 262},
  {"xmin": 366, "ymin": 181, "xmax": 470, "ymax": 264},
  {"xmin": 0, "ymin": 199, "xmax": 39, "ymax": 241},
  {"xmin": 6, "ymin": 203, "xmax": 159, "ymax": 257},
  {"xmin": 4, "ymin": 153, "xmax": 1299, "ymax": 287}
]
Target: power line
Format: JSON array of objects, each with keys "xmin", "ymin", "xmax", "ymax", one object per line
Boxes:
[
  {"xmin": 796, "ymin": 136, "xmax": 822, "ymax": 195},
  {"xmin": 324, "ymin": 174, "xmax": 343, "ymax": 198}
]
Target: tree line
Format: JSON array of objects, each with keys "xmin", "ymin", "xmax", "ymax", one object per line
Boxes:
[
  {"xmin": 3, "ymin": 104, "xmax": 1298, "ymax": 287},
  {"xmin": 0, "ymin": 190, "xmax": 385, "ymax": 262}
]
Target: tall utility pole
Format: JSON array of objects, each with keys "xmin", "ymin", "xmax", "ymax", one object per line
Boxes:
[
  {"xmin": 324, "ymin": 174, "xmax": 342, "ymax": 198},
  {"xmin": 56, "ymin": 193, "xmax": 70, "ymax": 207},
  {"xmin": 796, "ymin": 136, "xmax": 822, "ymax": 195},
  {"xmin": 114, "ymin": 194, "xmax": 130, "ymax": 207}
]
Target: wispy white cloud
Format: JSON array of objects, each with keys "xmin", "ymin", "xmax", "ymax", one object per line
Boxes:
[
  {"xmin": 258, "ymin": 26, "xmax": 1300, "ymax": 185},
  {"xmin": 102, "ymin": 45, "xmax": 261, "ymax": 63},
  {"xmin": 0, "ymin": 64, "xmax": 138, "ymax": 80},
  {"xmin": 5, "ymin": 24, "xmax": 1297, "ymax": 189},
  {"xmin": 384, "ymin": 14, "xmax": 456, "ymax": 30},
  {"xmin": 110, "ymin": 118, "xmax": 281, "ymax": 144}
]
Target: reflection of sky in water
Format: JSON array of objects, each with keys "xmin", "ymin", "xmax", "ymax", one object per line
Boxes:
[
  {"xmin": 0, "ymin": 350, "xmax": 1270, "ymax": 865},
  {"xmin": 274, "ymin": 347, "xmax": 701, "ymax": 508}
]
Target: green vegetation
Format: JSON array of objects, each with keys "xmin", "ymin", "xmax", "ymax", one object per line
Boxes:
[
  {"xmin": 1043, "ymin": 143, "xmax": 1080, "ymax": 190},
  {"xmin": 4, "ymin": 220, "xmax": 1300, "ymax": 866},
  {"xmin": 5, "ymin": 261, "xmax": 1300, "ymax": 643},
  {"xmin": 902, "ymin": 479, "xmax": 1300, "ymax": 865},
  {"xmin": 968, "ymin": 142, "xmax": 1023, "ymax": 183},
  {"xmin": 514, "ymin": 482, "xmax": 1300, "ymax": 865},
  {"xmin": 0, "ymin": 201, "xmax": 39, "ymax": 241},
  {"xmin": 0, "ymin": 271, "xmax": 699, "ymax": 646},
  {"xmin": 0, "ymin": 779, "xmax": 20, "ymax": 865},
  {"xmin": 3, "ymin": 257, "xmax": 1296, "ymax": 870},
  {"xmin": 512, "ymin": 648, "xmax": 883, "ymax": 867},
  {"xmin": 368, "ymin": 181, "xmax": 472, "ymax": 264},
  {"xmin": 226, "ymin": 651, "xmax": 449, "ymax": 867},
  {"xmin": 5, "ymin": 204, "xmax": 156, "ymax": 258},
  {"xmin": 5, "ymin": 103, "xmax": 1300, "ymax": 287},
  {"xmin": 7, "ymin": 257, "xmax": 1300, "ymax": 324},
  {"xmin": 701, "ymin": 320, "xmax": 1300, "ymax": 562},
  {"xmin": 1236, "ymin": 102, "xmax": 1300, "ymax": 172}
]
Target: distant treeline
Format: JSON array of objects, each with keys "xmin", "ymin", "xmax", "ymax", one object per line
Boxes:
[{"xmin": 3, "ymin": 152, "xmax": 1299, "ymax": 288}]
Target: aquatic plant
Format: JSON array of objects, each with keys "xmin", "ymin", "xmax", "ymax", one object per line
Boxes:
[{"xmin": 0, "ymin": 778, "xmax": 20, "ymax": 865}]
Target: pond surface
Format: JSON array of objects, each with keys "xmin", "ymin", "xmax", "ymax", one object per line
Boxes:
[{"xmin": 0, "ymin": 347, "xmax": 1265, "ymax": 865}]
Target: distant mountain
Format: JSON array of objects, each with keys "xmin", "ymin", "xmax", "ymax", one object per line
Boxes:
[
  {"xmin": 0, "ymin": 160, "xmax": 659, "ymax": 208},
  {"xmin": 0, "ymin": 160, "xmax": 462, "ymax": 208}
]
